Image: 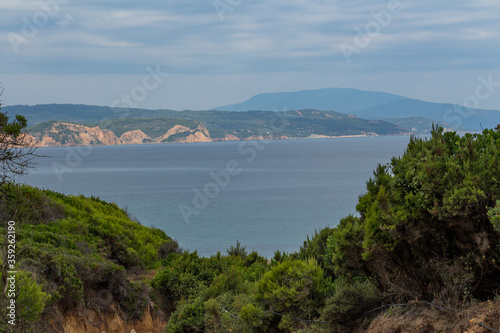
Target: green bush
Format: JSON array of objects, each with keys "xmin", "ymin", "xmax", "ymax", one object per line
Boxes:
[
  {"xmin": 153, "ymin": 252, "xmax": 237, "ymax": 312},
  {"xmin": 0, "ymin": 183, "xmax": 174, "ymax": 328},
  {"xmin": 320, "ymin": 277, "xmax": 380, "ymax": 326},
  {"xmin": 166, "ymin": 298, "xmax": 206, "ymax": 333},
  {"xmin": 16, "ymin": 270, "xmax": 49, "ymax": 323},
  {"xmin": 256, "ymin": 258, "xmax": 326, "ymax": 331},
  {"xmin": 226, "ymin": 240, "xmax": 248, "ymax": 258},
  {"xmin": 327, "ymin": 127, "xmax": 500, "ymax": 303},
  {"xmin": 159, "ymin": 239, "xmax": 182, "ymax": 259},
  {"xmin": 0, "ymin": 269, "xmax": 49, "ymax": 332},
  {"xmin": 0, "ymin": 183, "xmax": 65, "ymax": 225},
  {"xmin": 297, "ymin": 227, "xmax": 335, "ymax": 277},
  {"xmin": 119, "ymin": 280, "xmax": 151, "ymax": 320},
  {"xmin": 488, "ymin": 200, "xmax": 500, "ymax": 246},
  {"xmin": 324, "ymin": 215, "xmax": 364, "ymax": 277},
  {"xmin": 203, "ymin": 266, "xmax": 248, "ymax": 300},
  {"xmin": 239, "ymin": 303, "xmax": 270, "ymax": 332},
  {"xmin": 245, "ymin": 251, "xmax": 259, "ymax": 266}
]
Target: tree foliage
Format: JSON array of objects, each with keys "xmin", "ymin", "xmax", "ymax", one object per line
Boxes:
[
  {"xmin": 0, "ymin": 90, "xmax": 38, "ymax": 184},
  {"xmin": 328, "ymin": 126, "xmax": 500, "ymax": 303},
  {"xmin": 256, "ymin": 258, "xmax": 327, "ymax": 331}
]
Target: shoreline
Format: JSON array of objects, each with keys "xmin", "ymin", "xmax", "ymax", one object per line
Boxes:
[{"xmin": 31, "ymin": 132, "xmax": 415, "ymax": 149}]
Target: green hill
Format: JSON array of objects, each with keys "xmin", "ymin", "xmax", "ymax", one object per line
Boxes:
[
  {"xmin": 0, "ymin": 183, "xmax": 180, "ymax": 332},
  {"xmin": 3, "ymin": 104, "xmax": 178, "ymax": 127},
  {"xmin": 28, "ymin": 109, "xmax": 408, "ymax": 146}
]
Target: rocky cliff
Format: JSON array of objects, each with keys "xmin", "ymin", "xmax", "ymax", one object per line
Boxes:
[
  {"xmin": 27, "ymin": 121, "xmax": 213, "ymax": 147},
  {"xmin": 27, "ymin": 121, "xmax": 295, "ymax": 147},
  {"xmin": 45, "ymin": 303, "xmax": 166, "ymax": 333}
]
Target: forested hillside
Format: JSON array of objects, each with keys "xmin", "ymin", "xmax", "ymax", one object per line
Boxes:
[{"xmin": 25, "ymin": 109, "xmax": 408, "ymax": 147}]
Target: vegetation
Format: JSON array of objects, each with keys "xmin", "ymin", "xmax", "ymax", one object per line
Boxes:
[
  {"xmin": 328, "ymin": 126, "xmax": 500, "ymax": 304},
  {"xmin": 2, "ymin": 104, "xmax": 178, "ymax": 127},
  {"xmin": 0, "ymin": 95, "xmax": 38, "ymax": 184},
  {"xmin": 154, "ymin": 126, "xmax": 500, "ymax": 332},
  {"xmin": 1, "ymin": 123, "xmax": 499, "ymax": 332},
  {"xmin": 0, "ymin": 183, "xmax": 179, "ymax": 332},
  {"xmin": 18, "ymin": 102, "xmax": 408, "ymax": 143}
]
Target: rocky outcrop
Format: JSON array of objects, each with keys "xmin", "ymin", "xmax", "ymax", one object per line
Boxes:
[
  {"xmin": 182, "ymin": 131, "xmax": 211, "ymax": 143},
  {"xmin": 154, "ymin": 125, "xmax": 192, "ymax": 142},
  {"xmin": 221, "ymin": 134, "xmax": 240, "ymax": 141},
  {"xmin": 119, "ymin": 130, "xmax": 152, "ymax": 144},
  {"xmin": 29, "ymin": 122, "xmax": 215, "ymax": 147},
  {"xmin": 44, "ymin": 303, "xmax": 166, "ymax": 333},
  {"xmin": 31, "ymin": 122, "xmax": 122, "ymax": 147},
  {"xmin": 154, "ymin": 124, "xmax": 211, "ymax": 143}
]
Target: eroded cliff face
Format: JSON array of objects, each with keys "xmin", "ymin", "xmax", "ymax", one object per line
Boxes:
[
  {"xmin": 44, "ymin": 303, "xmax": 166, "ymax": 333},
  {"xmin": 119, "ymin": 130, "xmax": 153, "ymax": 144},
  {"xmin": 27, "ymin": 121, "xmax": 293, "ymax": 147},
  {"xmin": 364, "ymin": 300, "xmax": 500, "ymax": 333},
  {"xmin": 32, "ymin": 122, "xmax": 122, "ymax": 147},
  {"xmin": 154, "ymin": 125, "xmax": 192, "ymax": 142},
  {"xmin": 28, "ymin": 122, "xmax": 214, "ymax": 147}
]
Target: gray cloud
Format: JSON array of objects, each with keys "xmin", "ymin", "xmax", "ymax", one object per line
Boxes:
[{"xmin": 1, "ymin": 0, "xmax": 499, "ymax": 110}]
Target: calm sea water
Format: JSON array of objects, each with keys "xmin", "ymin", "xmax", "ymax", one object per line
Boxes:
[{"xmin": 20, "ymin": 136, "xmax": 412, "ymax": 258}]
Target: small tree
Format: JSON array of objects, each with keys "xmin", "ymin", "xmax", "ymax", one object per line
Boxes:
[{"xmin": 0, "ymin": 89, "xmax": 38, "ymax": 184}]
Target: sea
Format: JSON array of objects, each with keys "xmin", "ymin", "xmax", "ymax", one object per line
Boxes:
[{"xmin": 19, "ymin": 136, "xmax": 413, "ymax": 258}]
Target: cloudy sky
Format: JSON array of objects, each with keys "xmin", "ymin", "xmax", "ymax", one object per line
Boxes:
[{"xmin": 1, "ymin": 0, "xmax": 500, "ymax": 110}]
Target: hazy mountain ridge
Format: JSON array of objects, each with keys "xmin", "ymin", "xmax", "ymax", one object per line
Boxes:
[
  {"xmin": 9, "ymin": 87, "xmax": 496, "ymax": 143},
  {"xmin": 215, "ymin": 87, "xmax": 408, "ymax": 113},
  {"xmin": 381, "ymin": 117, "xmax": 467, "ymax": 134},
  {"xmin": 214, "ymin": 87, "xmax": 500, "ymax": 132},
  {"xmin": 353, "ymin": 99, "xmax": 500, "ymax": 132}
]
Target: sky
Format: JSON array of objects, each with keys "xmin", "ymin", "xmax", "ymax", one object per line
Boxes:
[{"xmin": 1, "ymin": 0, "xmax": 500, "ymax": 111}]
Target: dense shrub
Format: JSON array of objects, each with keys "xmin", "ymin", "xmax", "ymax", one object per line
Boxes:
[
  {"xmin": 159, "ymin": 239, "xmax": 182, "ymax": 260},
  {"xmin": 297, "ymin": 227, "xmax": 336, "ymax": 277},
  {"xmin": 239, "ymin": 302, "xmax": 271, "ymax": 332},
  {"xmin": 0, "ymin": 183, "xmax": 65, "ymax": 224},
  {"xmin": 0, "ymin": 269, "xmax": 48, "ymax": 332},
  {"xmin": 226, "ymin": 240, "xmax": 248, "ymax": 258},
  {"xmin": 320, "ymin": 277, "xmax": 380, "ymax": 331},
  {"xmin": 256, "ymin": 258, "xmax": 327, "ymax": 331},
  {"xmin": 165, "ymin": 298, "xmax": 206, "ymax": 333},
  {"xmin": 119, "ymin": 280, "xmax": 152, "ymax": 320},
  {"xmin": 155, "ymin": 252, "xmax": 215, "ymax": 304},
  {"xmin": 488, "ymin": 199, "xmax": 500, "ymax": 246},
  {"xmin": 327, "ymin": 127, "xmax": 500, "ymax": 303},
  {"xmin": 202, "ymin": 266, "xmax": 248, "ymax": 300},
  {"xmin": 0, "ymin": 184, "xmax": 173, "ymax": 328},
  {"xmin": 324, "ymin": 215, "xmax": 364, "ymax": 278}
]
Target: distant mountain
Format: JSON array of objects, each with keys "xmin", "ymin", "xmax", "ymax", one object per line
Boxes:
[
  {"xmin": 381, "ymin": 117, "xmax": 467, "ymax": 134},
  {"xmin": 214, "ymin": 87, "xmax": 500, "ymax": 132},
  {"xmin": 214, "ymin": 88, "xmax": 408, "ymax": 113},
  {"xmin": 352, "ymin": 99, "xmax": 500, "ymax": 132}
]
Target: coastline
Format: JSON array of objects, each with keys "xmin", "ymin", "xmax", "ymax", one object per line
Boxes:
[{"xmin": 30, "ymin": 130, "xmax": 414, "ymax": 149}]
